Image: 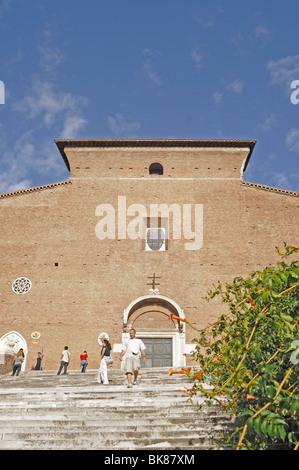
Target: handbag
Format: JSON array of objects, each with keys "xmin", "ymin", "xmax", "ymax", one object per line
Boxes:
[{"xmin": 105, "ymin": 354, "xmax": 114, "ymax": 365}]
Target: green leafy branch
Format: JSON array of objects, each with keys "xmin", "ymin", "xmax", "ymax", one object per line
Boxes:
[{"xmin": 178, "ymin": 243, "xmax": 299, "ymax": 450}]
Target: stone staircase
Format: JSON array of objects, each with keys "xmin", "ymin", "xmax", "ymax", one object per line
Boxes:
[{"xmin": 0, "ymin": 367, "xmax": 232, "ymax": 450}]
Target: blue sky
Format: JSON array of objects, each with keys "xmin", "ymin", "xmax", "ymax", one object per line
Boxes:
[{"xmin": 0, "ymin": 0, "xmax": 299, "ymax": 192}]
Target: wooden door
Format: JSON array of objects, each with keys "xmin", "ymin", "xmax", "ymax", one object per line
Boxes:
[{"xmin": 140, "ymin": 338, "xmax": 172, "ymax": 367}]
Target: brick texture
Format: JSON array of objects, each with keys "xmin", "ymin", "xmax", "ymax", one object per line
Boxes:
[{"xmin": 0, "ymin": 140, "xmax": 298, "ymax": 370}]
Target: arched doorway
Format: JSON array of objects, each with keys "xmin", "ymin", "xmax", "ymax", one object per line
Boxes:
[
  {"xmin": 0, "ymin": 331, "xmax": 28, "ymax": 373},
  {"xmin": 122, "ymin": 294, "xmax": 186, "ymax": 368}
]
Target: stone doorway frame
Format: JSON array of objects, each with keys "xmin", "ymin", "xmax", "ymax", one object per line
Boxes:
[
  {"xmin": 122, "ymin": 293, "xmax": 186, "ymax": 368},
  {"xmin": 0, "ymin": 331, "xmax": 28, "ymax": 371}
]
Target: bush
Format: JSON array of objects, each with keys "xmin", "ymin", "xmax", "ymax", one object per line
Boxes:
[{"xmin": 184, "ymin": 244, "xmax": 299, "ymax": 450}]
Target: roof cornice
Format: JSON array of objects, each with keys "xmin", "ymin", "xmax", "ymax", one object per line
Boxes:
[
  {"xmin": 54, "ymin": 138, "xmax": 257, "ymax": 172},
  {"xmin": 0, "ymin": 180, "xmax": 71, "ymax": 199},
  {"xmin": 241, "ymin": 181, "xmax": 299, "ymax": 197}
]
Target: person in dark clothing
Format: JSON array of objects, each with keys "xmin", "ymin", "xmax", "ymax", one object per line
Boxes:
[{"xmin": 33, "ymin": 352, "xmax": 44, "ymax": 370}]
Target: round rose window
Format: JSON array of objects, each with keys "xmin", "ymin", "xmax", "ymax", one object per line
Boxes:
[{"xmin": 12, "ymin": 277, "xmax": 32, "ymax": 294}]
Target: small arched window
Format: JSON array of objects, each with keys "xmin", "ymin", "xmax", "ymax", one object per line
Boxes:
[{"xmin": 149, "ymin": 162, "xmax": 163, "ymax": 175}]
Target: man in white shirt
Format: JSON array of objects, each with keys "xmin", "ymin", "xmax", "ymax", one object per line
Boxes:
[
  {"xmin": 119, "ymin": 329, "xmax": 146, "ymax": 388},
  {"xmin": 57, "ymin": 346, "xmax": 70, "ymax": 375}
]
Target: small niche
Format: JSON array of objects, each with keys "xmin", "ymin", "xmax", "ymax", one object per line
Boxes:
[{"xmin": 149, "ymin": 162, "xmax": 163, "ymax": 175}]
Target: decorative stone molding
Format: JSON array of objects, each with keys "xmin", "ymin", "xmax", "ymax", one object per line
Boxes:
[
  {"xmin": 123, "ymin": 293, "xmax": 185, "ymax": 331},
  {"xmin": 149, "ymin": 288, "xmax": 160, "ymax": 295},
  {"xmin": 119, "ymin": 294, "xmax": 186, "ymax": 368},
  {"xmin": 0, "ymin": 331, "xmax": 28, "ymax": 370}
]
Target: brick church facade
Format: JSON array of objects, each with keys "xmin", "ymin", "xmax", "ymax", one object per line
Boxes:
[{"xmin": 0, "ymin": 139, "xmax": 298, "ymax": 371}]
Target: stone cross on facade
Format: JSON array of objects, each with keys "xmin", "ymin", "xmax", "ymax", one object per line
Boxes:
[{"xmin": 147, "ymin": 273, "xmax": 161, "ymax": 295}]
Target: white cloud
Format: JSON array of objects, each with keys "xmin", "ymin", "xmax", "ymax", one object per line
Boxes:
[
  {"xmin": 285, "ymin": 128, "xmax": 299, "ymax": 152},
  {"xmin": 195, "ymin": 16, "xmax": 214, "ymax": 28},
  {"xmin": 4, "ymin": 50, "xmax": 23, "ymax": 73},
  {"xmin": 0, "ymin": 0, "xmax": 12, "ymax": 19},
  {"xmin": 61, "ymin": 115, "xmax": 87, "ymax": 139},
  {"xmin": 0, "ymin": 175, "xmax": 32, "ymax": 194},
  {"xmin": 230, "ymin": 31, "xmax": 245, "ymax": 49},
  {"xmin": 0, "ymin": 24, "xmax": 90, "ymax": 194},
  {"xmin": 142, "ymin": 49, "xmax": 163, "ymax": 86},
  {"xmin": 38, "ymin": 42, "xmax": 65, "ymax": 74},
  {"xmin": 271, "ymin": 172, "xmax": 290, "ymax": 189},
  {"xmin": 0, "ymin": 131, "xmax": 35, "ymax": 192},
  {"xmin": 191, "ymin": 47, "xmax": 204, "ymax": 72},
  {"xmin": 270, "ymin": 171, "xmax": 299, "ymax": 191},
  {"xmin": 13, "ymin": 79, "xmax": 88, "ymax": 136},
  {"xmin": 258, "ymin": 113, "xmax": 277, "ymax": 132},
  {"xmin": 226, "ymin": 79, "xmax": 244, "ymax": 94},
  {"xmin": 230, "ymin": 25, "xmax": 272, "ymax": 55},
  {"xmin": 13, "ymin": 26, "xmax": 88, "ymax": 139},
  {"xmin": 254, "ymin": 25, "xmax": 272, "ymax": 45},
  {"xmin": 37, "ymin": 141, "xmax": 69, "ymax": 176},
  {"xmin": 212, "ymin": 80, "xmax": 244, "ymax": 105},
  {"xmin": 0, "ymin": 128, "xmax": 70, "ymax": 193},
  {"xmin": 213, "ymin": 91, "xmax": 223, "ymax": 104},
  {"xmin": 1, "ymin": 75, "xmax": 88, "ymax": 192},
  {"xmin": 267, "ymin": 55, "xmax": 299, "ymax": 86},
  {"xmin": 107, "ymin": 113, "xmax": 141, "ymax": 136}
]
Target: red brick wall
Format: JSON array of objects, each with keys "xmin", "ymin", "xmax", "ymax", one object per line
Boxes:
[{"xmin": 0, "ymin": 143, "xmax": 298, "ymax": 370}]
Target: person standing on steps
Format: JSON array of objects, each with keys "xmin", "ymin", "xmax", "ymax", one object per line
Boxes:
[
  {"xmin": 98, "ymin": 338, "xmax": 113, "ymax": 384},
  {"xmin": 32, "ymin": 351, "xmax": 44, "ymax": 370},
  {"xmin": 119, "ymin": 328, "xmax": 146, "ymax": 388},
  {"xmin": 11, "ymin": 349, "xmax": 24, "ymax": 376},
  {"xmin": 57, "ymin": 346, "xmax": 70, "ymax": 375},
  {"xmin": 80, "ymin": 350, "xmax": 88, "ymax": 373}
]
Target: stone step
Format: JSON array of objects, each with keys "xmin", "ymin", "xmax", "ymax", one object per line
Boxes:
[
  {"xmin": 0, "ymin": 410, "xmax": 225, "ymax": 422},
  {"xmin": 0, "ymin": 368, "xmax": 192, "ymax": 386},
  {"xmin": 0, "ymin": 427, "xmax": 221, "ymax": 439},
  {"xmin": 0, "ymin": 408, "xmax": 230, "ymax": 422},
  {"xmin": 0, "ymin": 397, "xmax": 201, "ymax": 407},
  {"xmin": 0, "ymin": 412, "xmax": 230, "ymax": 425},
  {"xmin": 0, "ymin": 421, "xmax": 228, "ymax": 432},
  {"xmin": 0, "ymin": 368, "xmax": 232, "ymax": 450},
  {"xmin": 0, "ymin": 435, "xmax": 223, "ymax": 450},
  {"xmin": 0, "ymin": 387, "xmax": 203, "ymax": 399}
]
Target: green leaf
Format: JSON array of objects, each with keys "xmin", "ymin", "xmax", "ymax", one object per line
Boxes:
[
  {"xmin": 266, "ymin": 385, "xmax": 276, "ymax": 399},
  {"xmin": 253, "ymin": 416, "xmax": 262, "ymax": 434},
  {"xmin": 278, "ymin": 425, "xmax": 286, "ymax": 441},
  {"xmin": 281, "ymin": 314, "xmax": 294, "ymax": 323},
  {"xmin": 261, "ymin": 417, "xmax": 268, "ymax": 434},
  {"xmin": 260, "ymin": 409, "xmax": 271, "ymax": 417},
  {"xmin": 267, "ymin": 421, "xmax": 274, "ymax": 437},
  {"xmin": 247, "ymin": 418, "xmax": 255, "ymax": 434},
  {"xmin": 273, "ymin": 418, "xmax": 287, "ymax": 426},
  {"xmin": 288, "ymin": 432, "xmax": 298, "ymax": 444},
  {"xmin": 290, "ymin": 400, "xmax": 299, "ymax": 414},
  {"xmin": 277, "ymin": 262, "xmax": 287, "ymax": 270},
  {"xmin": 279, "ymin": 397, "xmax": 291, "ymax": 410},
  {"xmin": 255, "ymin": 348, "xmax": 262, "ymax": 361},
  {"xmin": 290, "ymin": 267, "xmax": 299, "ymax": 278}
]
